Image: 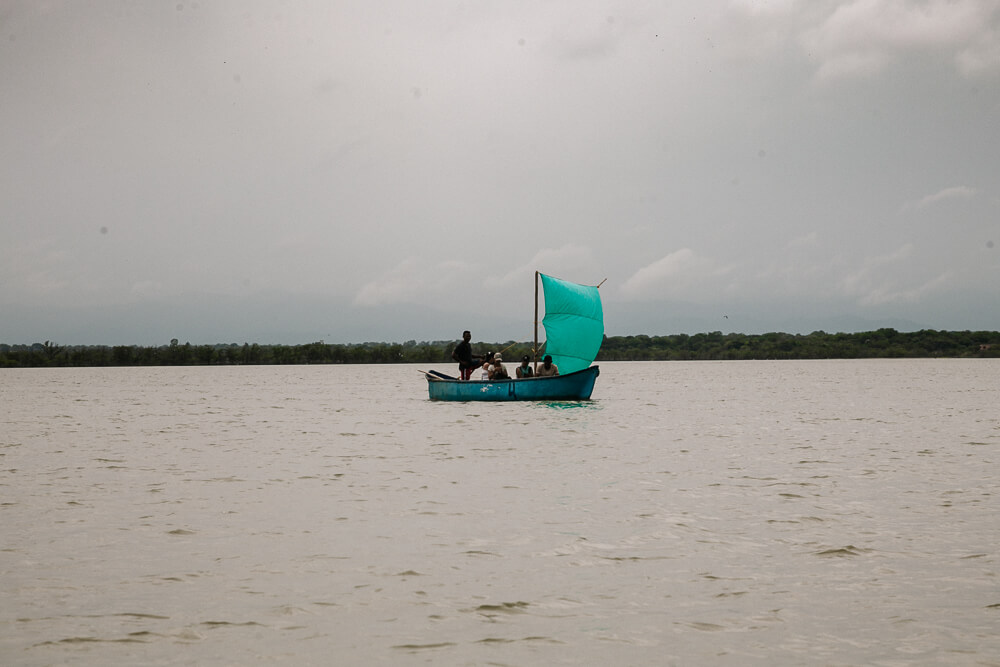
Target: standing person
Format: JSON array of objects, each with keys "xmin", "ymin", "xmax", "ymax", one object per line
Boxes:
[
  {"xmin": 516, "ymin": 355, "xmax": 533, "ymax": 378},
  {"xmin": 536, "ymin": 354, "xmax": 559, "ymax": 377},
  {"xmin": 451, "ymin": 330, "xmax": 481, "ymax": 380}
]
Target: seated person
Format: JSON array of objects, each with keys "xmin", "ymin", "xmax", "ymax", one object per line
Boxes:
[
  {"xmin": 536, "ymin": 354, "xmax": 559, "ymax": 376},
  {"xmin": 516, "ymin": 355, "xmax": 533, "ymax": 378},
  {"xmin": 479, "ymin": 352, "xmax": 495, "ymax": 380},
  {"xmin": 490, "ymin": 354, "xmax": 509, "ymax": 379}
]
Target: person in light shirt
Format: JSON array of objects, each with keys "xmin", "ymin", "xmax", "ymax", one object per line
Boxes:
[
  {"xmin": 536, "ymin": 354, "xmax": 559, "ymax": 377},
  {"xmin": 479, "ymin": 352, "xmax": 494, "ymax": 380},
  {"xmin": 490, "ymin": 354, "xmax": 509, "ymax": 380}
]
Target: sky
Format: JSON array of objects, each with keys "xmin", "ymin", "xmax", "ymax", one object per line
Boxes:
[{"xmin": 2, "ymin": 0, "xmax": 998, "ymax": 345}]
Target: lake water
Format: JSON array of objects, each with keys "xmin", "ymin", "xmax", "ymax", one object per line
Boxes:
[{"xmin": 1, "ymin": 360, "xmax": 998, "ymax": 666}]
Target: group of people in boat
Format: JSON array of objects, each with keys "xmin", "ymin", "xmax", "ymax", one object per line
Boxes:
[{"xmin": 451, "ymin": 330, "xmax": 559, "ymax": 381}]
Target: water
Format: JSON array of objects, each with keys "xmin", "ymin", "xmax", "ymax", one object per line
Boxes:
[{"xmin": 1, "ymin": 360, "xmax": 998, "ymax": 665}]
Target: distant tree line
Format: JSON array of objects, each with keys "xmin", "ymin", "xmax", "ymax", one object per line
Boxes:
[
  {"xmin": 1, "ymin": 329, "xmax": 998, "ymax": 368},
  {"xmin": 597, "ymin": 329, "xmax": 1000, "ymax": 361},
  {"xmin": 0, "ymin": 339, "xmax": 463, "ymax": 368}
]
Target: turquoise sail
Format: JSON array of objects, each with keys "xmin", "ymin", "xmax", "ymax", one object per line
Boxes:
[{"xmin": 540, "ymin": 273, "xmax": 604, "ymax": 375}]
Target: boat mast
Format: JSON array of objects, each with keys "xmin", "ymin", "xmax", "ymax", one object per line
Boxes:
[{"xmin": 533, "ymin": 271, "xmax": 539, "ymax": 372}]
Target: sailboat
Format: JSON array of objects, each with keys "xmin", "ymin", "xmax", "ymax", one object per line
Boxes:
[{"xmin": 425, "ymin": 272, "xmax": 603, "ymax": 401}]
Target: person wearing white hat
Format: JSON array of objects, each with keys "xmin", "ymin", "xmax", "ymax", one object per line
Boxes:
[{"xmin": 490, "ymin": 354, "xmax": 509, "ymax": 380}]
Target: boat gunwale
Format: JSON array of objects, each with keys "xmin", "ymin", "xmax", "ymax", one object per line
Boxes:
[{"xmin": 424, "ymin": 365, "xmax": 599, "ymax": 384}]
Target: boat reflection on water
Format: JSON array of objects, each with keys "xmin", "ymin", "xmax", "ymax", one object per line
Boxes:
[{"xmin": 531, "ymin": 399, "xmax": 604, "ymax": 412}]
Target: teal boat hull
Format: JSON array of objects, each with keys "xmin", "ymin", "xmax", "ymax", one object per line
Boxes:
[{"xmin": 425, "ymin": 366, "xmax": 599, "ymax": 401}]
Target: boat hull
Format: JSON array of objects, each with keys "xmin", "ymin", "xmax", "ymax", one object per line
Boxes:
[{"xmin": 426, "ymin": 366, "xmax": 600, "ymax": 401}]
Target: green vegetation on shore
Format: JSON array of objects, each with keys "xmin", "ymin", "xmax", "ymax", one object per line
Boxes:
[{"xmin": 2, "ymin": 329, "xmax": 998, "ymax": 368}]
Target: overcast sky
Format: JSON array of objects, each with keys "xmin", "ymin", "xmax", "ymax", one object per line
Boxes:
[{"xmin": 2, "ymin": 1, "xmax": 998, "ymax": 345}]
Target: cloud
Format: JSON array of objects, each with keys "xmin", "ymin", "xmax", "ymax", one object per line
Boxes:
[
  {"xmin": 956, "ymin": 28, "xmax": 1000, "ymax": 76},
  {"xmin": 785, "ymin": 231, "xmax": 820, "ymax": 250},
  {"xmin": 850, "ymin": 241, "xmax": 913, "ymax": 269},
  {"xmin": 813, "ymin": 49, "xmax": 891, "ymax": 80},
  {"xmin": 544, "ymin": 14, "xmax": 629, "ymax": 61},
  {"xmin": 858, "ymin": 270, "xmax": 955, "ymax": 306},
  {"xmin": 4, "ymin": 1, "xmax": 1000, "ymax": 343},
  {"xmin": 354, "ymin": 258, "xmax": 475, "ymax": 307},
  {"xmin": 0, "ymin": 239, "xmax": 74, "ymax": 300},
  {"xmin": 620, "ymin": 249, "xmax": 732, "ymax": 300},
  {"xmin": 129, "ymin": 281, "xmax": 164, "ymax": 299},
  {"xmin": 484, "ymin": 244, "xmax": 594, "ymax": 289},
  {"xmin": 729, "ymin": 0, "xmax": 802, "ymax": 16},
  {"xmin": 801, "ymin": 0, "xmax": 1000, "ymax": 81},
  {"xmin": 836, "ymin": 243, "xmax": 951, "ymax": 305},
  {"xmin": 902, "ymin": 185, "xmax": 978, "ymax": 211}
]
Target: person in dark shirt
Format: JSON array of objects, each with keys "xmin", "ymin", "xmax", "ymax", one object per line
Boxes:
[{"xmin": 451, "ymin": 330, "xmax": 481, "ymax": 380}]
